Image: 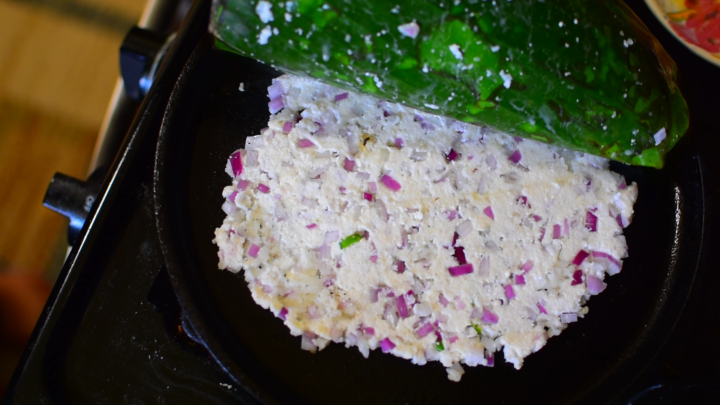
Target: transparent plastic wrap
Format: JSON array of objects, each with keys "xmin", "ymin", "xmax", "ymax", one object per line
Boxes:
[{"xmin": 209, "ymin": 0, "xmax": 689, "ymax": 168}]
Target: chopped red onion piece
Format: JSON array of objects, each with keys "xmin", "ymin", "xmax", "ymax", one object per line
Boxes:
[
  {"xmin": 308, "ymin": 166, "xmax": 328, "ymax": 179},
  {"xmin": 314, "ymin": 123, "xmax": 325, "ymax": 134},
  {"xmin": 538, "ymin": 303, "xmax": 547, "ymax": 314},
  {"xmin": 323, "ymin": 278, "xmax": 335, "ymax": 287},
  {"xmin": 481, "ymin": 308, "xmax": 499, "ymax": 324},
  {"xmin": 553, "ymin": 224, "xmax": 562, "ymax": 239},
  {"xmin": 439, "ymin": 293, "xmax": 449, "ymax": 307},
  {"xmin": 587, "ymin": 274, "xmax": 607, "ymax": 295},
  {"xmin": 470, "ymin": 306, "xmax": 482, "ymax": 320},
  {"xmin": 515, "ymin": 275, "xmax": 526, "ymax": 285},
  {"xmin": 301, "ymin": 332, "xmax": 318, "ymax": 352},
  {"xmin": 513, "ymin": 136, "xmax": 524, "ymax": 143},
  {"xmin": 369, "ymin": 288, "xmax": 379, "ymax": 303},
  {"xmin": 364, "ymin": 327, "xmax": 375, "ymax": 335},
  {"xmin": 520, "ymin": 260, "xmax": 534, "ymax": 273},
  {"xmin": 586, "ymin": 211, "xmax": 598, "ymax": 232},
  {"xmin": 486, "ymin": 352, "xmax": 495, "ymax": 366},
  {"xmin": 410, "ymin": 150, "xmax": 428, "ymax": 161},
  {"xmin": 315, "ymin": 244, "xmax": 331, "ymax": 259},
  {"xmin": 267, "ymin": 81, "xmax": 285, "ymax": 99},
  {"xmin": 380, "ymin": 337, "xmax": 395, "ymax": 352},
  {"xmin": 222, "ymin": 202, "xmax": 235, "ymax": 215},
  {"xmin": 618, "ymin": 176, "xmax": 627, "ymax": 190},
  {"xmin": 282, "ymin": 121, "xmax": 294, "ymax": 132},
  {"xmin": 228, "ymin": 190, "xmax": 238, "ymax": 203},
  {"xmin": 368, "ymin": 182, "xmax": 377, "ymax": 193},
  {"xmin": 539, "ymin": 227, "xmax": 546, "ymax": 242},
  {"xmin": 572, "ymin": 250, "xmax": 589, "ymax": 266},
  {"xmin": 453, "ymin": 246, "xmax": 467, "ymax": 265},
  {"xmin": 257, "ymin": 183, "xmax": 270, "ymax": 193},
  {"xmin": 297, "ymin": 138, "xmax": 315, "ymax": 148},
  {"xmin": 446, "ymin": 148, "xmax": 460, "ymax": 162},
  {"xmin": 343, "ymin": 158, "xmax": 356, "ymax": 172},
  {"xmin": 396, "ymin": 295, "xmax": 409, "ymax": 318},
  {"xmin": 374, "ymin": 200, "xmax": 389, "ymax": 222},
  {"xmin": 454, "ymin": 296, "xmax": 466, "ymax": 310},
  {"xmin": 591, "ymin": 251, "xmax": 622, "ymax": 275},
  {"xmin": 279, "ymin": 307, "xmax": 288, "ymax": 320},
  {"xmin": 653, "ymin": 127, "xmax": 666, "ymax": 145},
  {"xmin": 445, "ymin": 210, "xmax": 458, "ymax": 220},
  {"xmin": 339, "ymin": 186, "xmax": 347, "ymax": 194},
  {"xmin": 478, "ymin": 257, "xmax": 490, "ymax": 276},
  {"xmin": 394, "ymin": 138, "xmax": 404, "ymax": 148},
  {"xmin": 509, "ymin": 150, "xmax": 522, "ymax": 164},
  {"xmin": 398, "ymin": 21, "xmax": 420, "ymax": 38},
  {"xmin": 533, "ymin": 215, "xmax": 542, "ymax": 222},
  {"xmin": 436, "ymin": 312, "xmax": 449, "ymax": 324},
  {"xmin": 248, "ymin": 244, "xmax": 260, "ymax": 258},
  {"xmin": 370, "ymin": 255, "xmax": 378, "ymax": 263},
  {"xmin": 486, "ymin": 154, "xmax": 498, "ymax": 170},
  {"xmin": 448, "ymin": 335, "xmax": 459, "ymax": 344},
  {"xmin": 268, "ymin": 97, "xmax": 284, "ymax": 114},
  {"xmin": 483, "ymin": 206, "xmax": 494, "ymax": 220},
  {"xmin": 448, "ymin": 263, "xmax": 474, "ymax": 277},
  {"xmin": 516, "ymin": 195, "xmax": 528, "ymax": 207},
  {"xmin": 380, "ymin": 174, "xmax": 402, "ymax": 191},
  {"xmin": 616, "ymin": 214, "xmax": 630, "ymax": 228},
  {"xmin": 416, "ymin": 322, "xmax": 435, "ymax": 337},
  {"xmin": 334, "ymin": 92, "xmax": 349, "ymax": 101},
  {"xmin": 561, "ymin": 313, "xmax": 578, "ymax": 323},
  {"xmin": 356, "ymin": 171, "xmax": 370, "ymax": 180},
  {"xmin": 394, "ymin": 260, "xmax": 406, "ymax": 273},
  {"xmin": 237, "ymin": 179, "xmax": 250, "ymax": 190},
  {"xmin": 505, "ymin": 285, "xmax": 516, "ymax": 300},
  {"xmin": 244, "ymin": 149, "xmax": 258, "ymax": 167},
  {"xmin": 325, "ymin": 230, "xmax": 340, "ymax": 243},
  {"xmin": 456, "ymin": 220, "xmax": 473, "ymax": 237},
  {"xmin": 413, "ymin": 303, "xmax": 432, "ymax": 317},
  {"xmin": 363, "ymin": 192, "xmax": 374, "ymax": 202},
  {"xmin": 571, "ymin": 270, "xmax": 583, "ymax": 286},
  {"xmin": 230, "ymin": 150, "xmax": 243, "ymax": 177}
]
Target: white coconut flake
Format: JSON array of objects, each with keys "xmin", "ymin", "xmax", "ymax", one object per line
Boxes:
[
  {"xmin": 449, "ymin": 44, "xmax": 464, "ymax": 60},
  {"xmin": 499, "ymin": 70, "xmax": 513, "ymax": 89},
  {"xmin": 255, "ymin": 1, "xmax": 274, "ymax": 24},
  {"xmin": 653, "ymin": 127, "xmax": 666, "ymax": 145},
  {"xmin": 257, "ymin": 26, "xmax": 273, "ymax": 45},
  {"xmin": 397, "ymin": 21, "xmax": 420, "ymax": 39}
]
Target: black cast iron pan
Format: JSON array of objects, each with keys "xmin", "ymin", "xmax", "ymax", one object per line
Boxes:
[{"xmin": 153, "ymin": 32, "xmax": 705, "ymax": 404}]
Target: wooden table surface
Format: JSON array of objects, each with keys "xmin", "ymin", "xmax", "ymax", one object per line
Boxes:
[{"xmin": 0, "ymin": 0, "xmax": 146, "ymax": 394}]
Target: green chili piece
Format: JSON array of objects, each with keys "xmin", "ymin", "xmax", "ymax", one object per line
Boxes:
[{"xmin": 339, "ymin": 233, "xmax": 363, "ymax": 249}]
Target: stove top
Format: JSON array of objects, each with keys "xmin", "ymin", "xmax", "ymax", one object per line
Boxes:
[{"xmin": 4, "ymin": 1, "xmax": 720, "ymax": 403}]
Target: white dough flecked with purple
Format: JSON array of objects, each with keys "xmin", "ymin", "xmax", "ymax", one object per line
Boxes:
[{"xmin": 214, "ymin": 75, "xmax": 638, "ymax": 381}]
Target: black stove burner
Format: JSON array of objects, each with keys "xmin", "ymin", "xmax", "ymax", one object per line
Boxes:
[{"xmin": 4, "ymin": 1, "xmax": 720, "ymax": 404}]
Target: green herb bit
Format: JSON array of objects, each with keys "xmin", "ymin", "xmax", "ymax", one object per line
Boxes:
[
  {"xmin": 339, "ymin": 233, "xmax": 363, "ymax": 249},
  {"xmin": 435, "ymin": 341, "xmax": 445, "ymax": 352},
  {"xmin": 471, "ymin": 323, "xmax": 482, "ymax": 337}
]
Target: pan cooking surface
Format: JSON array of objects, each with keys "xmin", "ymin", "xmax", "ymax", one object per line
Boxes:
[{"xmin": 154, "ymin": 37, "xmax": 704, "ymax": 405}]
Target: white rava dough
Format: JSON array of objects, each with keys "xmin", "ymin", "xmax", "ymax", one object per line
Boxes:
[{"xmin": 214, "ymin": 75, "xmax": 638, "ymax": 381}]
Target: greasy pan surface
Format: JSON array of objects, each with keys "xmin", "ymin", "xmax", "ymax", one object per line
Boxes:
[{"xmin": 154, "ymin": 36, "xmax": 704, "ymax": 404}]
